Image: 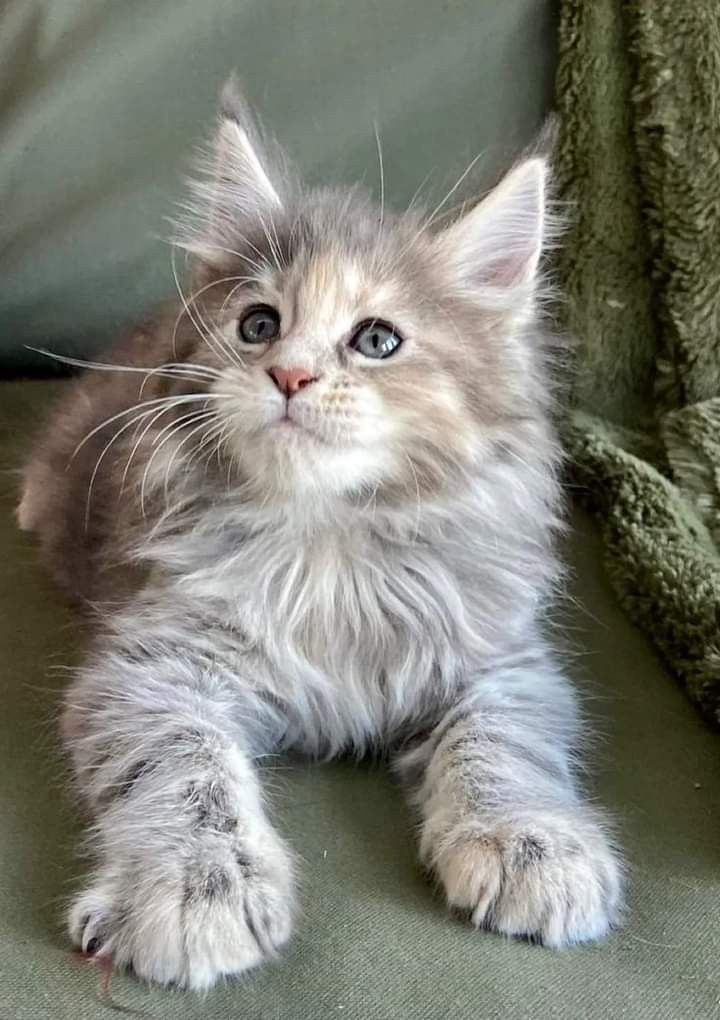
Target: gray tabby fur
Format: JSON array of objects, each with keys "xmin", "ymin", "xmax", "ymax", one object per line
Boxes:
[{"xmin": 18, "ymin": 80, "xmax": 622, "ymax": 989}]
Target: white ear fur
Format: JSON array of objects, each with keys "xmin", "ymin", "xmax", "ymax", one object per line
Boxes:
[
  {"xmin": 437, "ymin": 158, "xmax": 546, "ymax": 293},
  {"xmin": 215, "ymin": 77, "xmax": 282, "ymax": 213},
  {"xmin": 175, "ymin": 78, "xmax": 283, "ymax": 266}
]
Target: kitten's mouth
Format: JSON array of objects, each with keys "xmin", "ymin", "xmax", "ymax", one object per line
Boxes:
[
  {"xmin": 271, "ymin": 413, "xmax": 328, "ymax": 446},
  {"xmin": 269, "ymin": 404, "xmax": 346, "ymax": 451}
]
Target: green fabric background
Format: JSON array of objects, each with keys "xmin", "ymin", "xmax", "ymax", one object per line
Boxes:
[
  {"xmin": 2, "ymin": 382, "xmax": 719, "ymax": 1019},
  {"xmin": 555, "ymin": 0, "xmax": 720, "ymax": 727},
  {"xmin": 0, "ymin": 0, "xmax": 556, "ymax": 368}
]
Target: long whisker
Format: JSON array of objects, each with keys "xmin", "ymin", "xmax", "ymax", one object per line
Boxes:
[
  {"xmin": 230, "ymin": 230, "xmax": 272, "ymax": 272},
  {"xmin": 170, "ymin": 248, "xmax": 221, "ymax": 361},
  {"xmin": 83, "ymin": 405, "xmax": 179, "ymax": 532},
  {"xmin": 169, "ymin": 273, "xmax": 258, "ymax": 361},
  {"xmin": 136, "ymin": 361, "xmax": 220, "ymax": 400},
  {"xmin": 169, "ymin": 214, "xmax": 272, "ymax": 276},
  {"xmin": 388, "ymin": 151, "xmax": 485, "ymax": 274},
  {"xmin": 120, "ymin": 402, "xmax": 213, "ymax": 491},
  {"xmin": 422, "ymin": 150, "xmax": 485, "ymax": 232},
  {"xmin": 405, "ymin": 170, "xmax": 433, "ymax": 217},
  {"xmin": 268, "ymin": 215, "xmax": 287, "ymax": 272},
  {"xmin": 256, "ymin": 211, "xmax": 283, "ymax": 274},
  {"xmin": 71, "ymin": 393, "xmax": 224, "ymax": 463},
  {"xmin": 139, "ymin": 411, "xmax": 218, "ymax": 515},
  {"xmin": 217, "ymin": 276, "xmax": 264, "ymax": 320},
  {"xmin": 170, "ymin": 249, "xmax": 241, "ymax": 368},
  {"xmin": 371, "ymin": 121, "xmax": 386, "ymax": 274},
  {"xmin": 374, "ymin": 122, "xmax": 385, "ymax": 232},
  {"xmin": 186, "ymin": 420, "xmax": 230, "ymax": 476},
  {"xmin": 82, "ymin": 395, "xmax": 228, "ymax": 529},
  {"xmin": 158, "ymin": 414, "xmax": 220, "ymax": 509},
  {"xmin": 25, "ymin": 347, "xmax": 219, "ymax": 385},
  {"xmin": 172, "ymin": 250, "xmax": 250, "ymax": 370}
]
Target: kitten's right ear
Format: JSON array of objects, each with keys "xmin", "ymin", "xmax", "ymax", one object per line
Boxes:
[
  {"xmin": 434, "ymin": 158, "xmax": 548, "ymax": 307},
  {"xmin": 177, "ymin": 75, "xmax": 288, "ymax": 266},
  {"xmin": 215, "ymin": 75, "xmax": 283, "ymax": 214}
]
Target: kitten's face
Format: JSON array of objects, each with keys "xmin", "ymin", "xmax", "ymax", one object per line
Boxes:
[
  {"xmin": 176, "ymin": 82, "xmax": 548, "ymax": 503},
  {"xmin": 201, "ymin": 216, "xmax": 492, "ymax": 500}
]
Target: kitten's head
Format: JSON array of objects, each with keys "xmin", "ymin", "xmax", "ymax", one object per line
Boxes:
[{"xmin": 174, "ymin": 79, "xmax": 553, "ymax": 505}]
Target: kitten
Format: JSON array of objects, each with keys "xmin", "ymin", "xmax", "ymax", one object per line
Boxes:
[{"xmin": 18, "ymin": 79, "xmax": 622, "ymax": 990}]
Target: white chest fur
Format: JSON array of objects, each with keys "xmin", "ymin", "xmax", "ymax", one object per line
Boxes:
[{"xmin": 142, "ymin": 486, "xmax": 552, "ymax": 753}]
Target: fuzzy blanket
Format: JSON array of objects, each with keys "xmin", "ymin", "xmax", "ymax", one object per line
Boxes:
[{"xmin": 555, "ymin": 1, "xmax": 720, "ymax": 726}]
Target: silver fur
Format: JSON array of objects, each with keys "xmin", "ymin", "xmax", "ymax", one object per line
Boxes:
[{"xmin": 19, "ymin": 81, "xmax": 622, "ymax": 989}]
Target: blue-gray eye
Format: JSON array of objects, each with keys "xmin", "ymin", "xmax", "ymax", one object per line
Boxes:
[
  {"xmin": 350, "ymin": 320, "xmax": 403, "ymax": 359},
  {"xmin": 238, "ymin": 305, "xmax": 280, "ymax": 343}
]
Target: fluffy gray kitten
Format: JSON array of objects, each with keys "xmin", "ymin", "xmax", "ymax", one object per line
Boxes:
[{"xmin": 18, "ymin": 81, "xmax": 622, "ymax": 990}]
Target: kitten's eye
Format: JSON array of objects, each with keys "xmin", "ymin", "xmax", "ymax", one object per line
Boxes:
[
  {"xmin": 238, "ymin": 305, "xmax": 281, "ymax": 344},
  {"xmin": 349, "ymin": 320, "xmax": 403, "ymax": 360}
]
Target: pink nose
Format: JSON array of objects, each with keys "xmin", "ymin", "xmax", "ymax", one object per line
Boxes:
[{"xmin": 267, "ymin": 365, "xmax": 317, "ymax": 397}]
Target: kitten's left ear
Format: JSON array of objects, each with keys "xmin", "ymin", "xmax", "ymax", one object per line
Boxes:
[{"xmin": 435, "ymin": 158, "xmax": 547, "ymax": 298}]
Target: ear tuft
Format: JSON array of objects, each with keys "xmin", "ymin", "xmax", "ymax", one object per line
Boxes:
[
  {"xmin": 219, "ymin": 72, "xmax": 248, "ymax": 124},
  {"xmin": 437, "ymin": 157, "xmax": 547, "ymax": 297}
]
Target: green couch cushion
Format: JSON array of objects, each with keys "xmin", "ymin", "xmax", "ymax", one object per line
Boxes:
[
  {"xmin": 1, "ymin": 380, "xmax": 718, "ymax": 1018},
  {"xmin": 0, "ymin": 0, "xmax": 556, "ymax": 369}
]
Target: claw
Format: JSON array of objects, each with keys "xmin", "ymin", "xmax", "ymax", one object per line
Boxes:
[{"xmin": 72, "ymin": 946, "xmax": 115, "ymax": 1000}]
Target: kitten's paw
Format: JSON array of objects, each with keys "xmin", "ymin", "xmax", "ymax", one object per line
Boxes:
[
  {"xmin": 428, "ymin": 809, "xmax": 623, "ymax": 947},
  {"xmin": 68, "ymin": 833, "xmax": 294, "ymax": 990}
]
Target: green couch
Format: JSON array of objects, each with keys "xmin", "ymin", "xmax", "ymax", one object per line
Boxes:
[{"xmin": 1, "ymin": 3, "xmax": 718, "ymax": 1018}]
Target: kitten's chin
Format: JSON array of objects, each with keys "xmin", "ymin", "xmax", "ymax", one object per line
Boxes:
[{"xmin": 231, "ymin": 426, "xmax": 391, "ymax": 500}]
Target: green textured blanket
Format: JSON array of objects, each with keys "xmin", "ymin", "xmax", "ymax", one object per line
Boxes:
[{"xmin": 555, "ymin": 1, "xmax": 720, "ymax": 726}]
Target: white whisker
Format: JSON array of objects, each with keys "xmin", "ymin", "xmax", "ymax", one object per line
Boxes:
[
  {"xmin": 169, "ymin": 273, "xmax": 259, "ymax": 361},
  {"xmin": 136, "ymin": 361, "xmax": 221, "ymax": 400},
  {"xmin": 159, "ymin": 414, "xmax": 221, "ymax": 507},
  {"xmin": 422, "ymin": 150, "xmax": 485, "ymax": 233},
  {"xmin": 371, "ymin": 121, "xmax": 386, "ymax": 274},
  {"xmin": 256, "ymin": 211, "xmax": 284, "ymax": 274},
  {"xmin": 26, "ymin": 347, "xmax": 219, "ymax": 386},
  {"xmin": 217, "ymin": 276, "xmax": 264, "ymax": 320},
  {"xmin": 170, "ymin": 249, "xmax": 242, "ymax": 368},
  {"xmin": 121, "ymin": 402, "xmax": 213, "ymax": 491},
  {"xmin": 138, "ymin": 411, "xmax": 218, "ymax": 515},
  {"xmin": 71, "ymin": 393, "xmax": 223, "ymax": 463},
  {"xmin": 83, "ymin": 407, "xmax": 168, "ymax": 532}
]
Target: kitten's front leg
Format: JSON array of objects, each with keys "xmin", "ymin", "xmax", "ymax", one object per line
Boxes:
[
  {"xmin": 62, "ymin": 624, "xmax": 293, "ymax": 990},
  {"xmin": 396, "ymin": 650, "xmax": 623, "ymax": 946}
]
